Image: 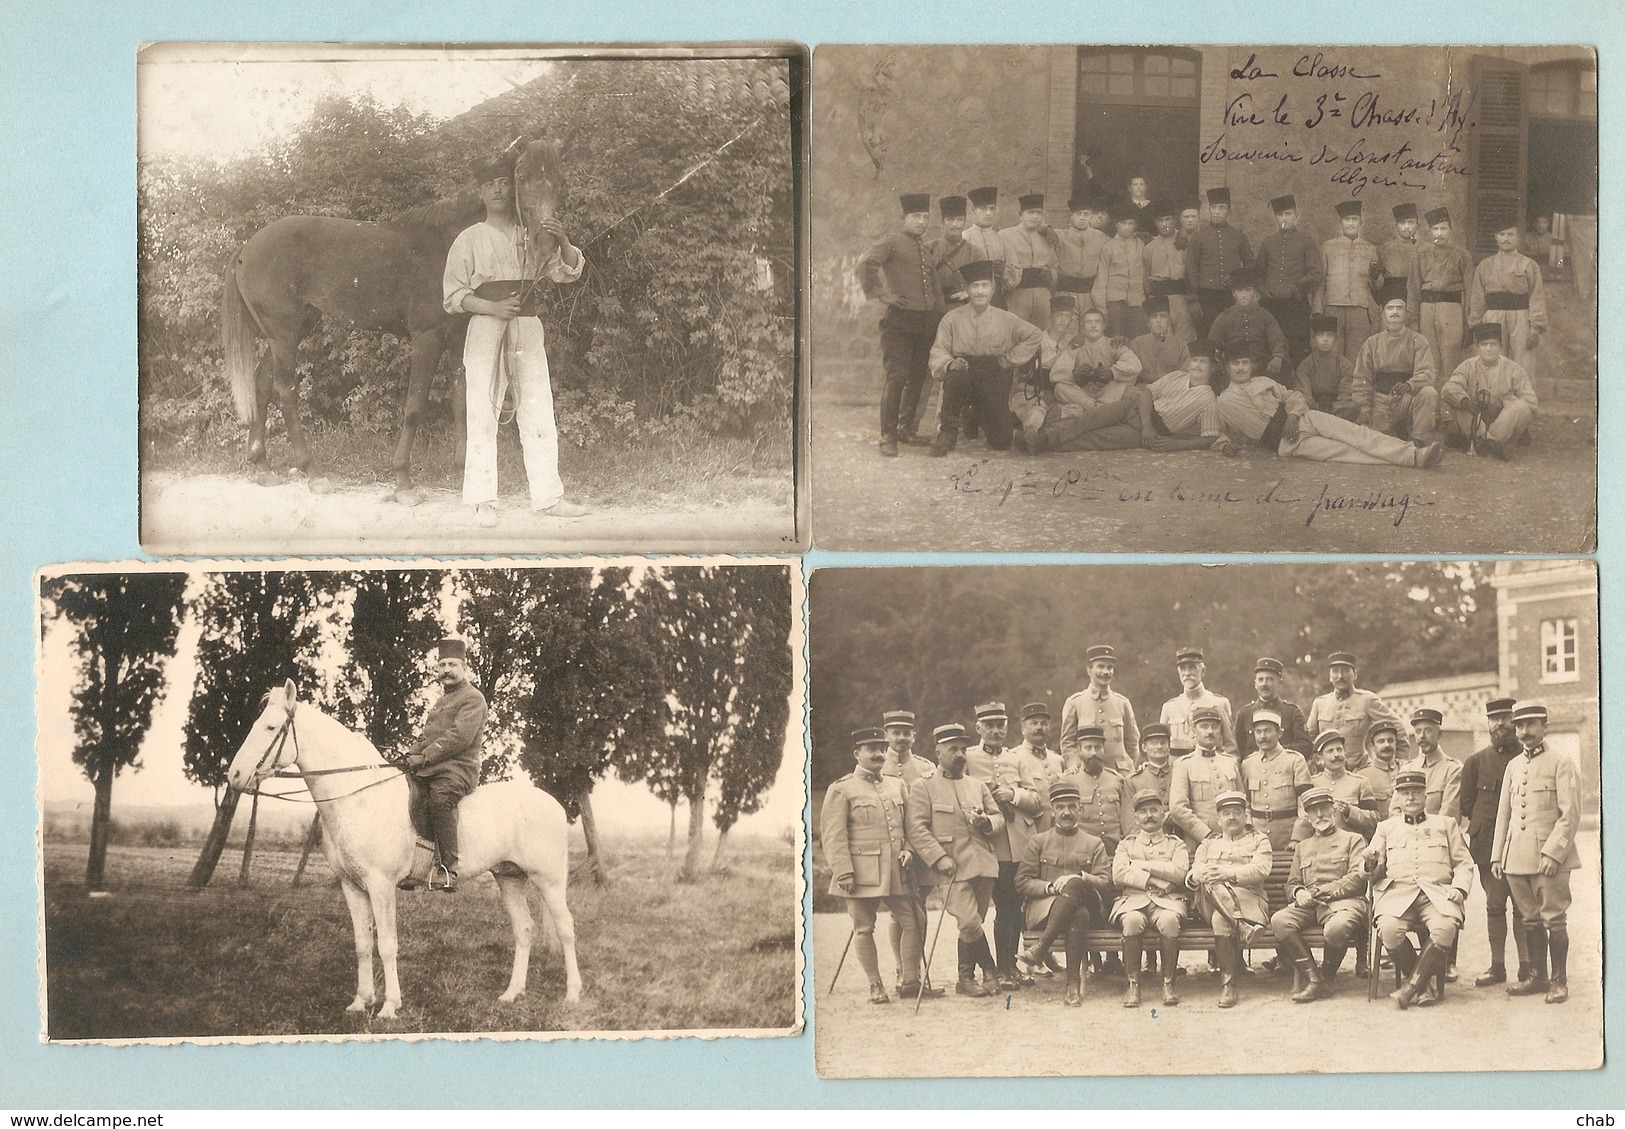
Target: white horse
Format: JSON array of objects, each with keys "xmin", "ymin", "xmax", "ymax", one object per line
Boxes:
[{"xmin": 226, "ymin": 679, "xmax": 582, "ymax": 1018}]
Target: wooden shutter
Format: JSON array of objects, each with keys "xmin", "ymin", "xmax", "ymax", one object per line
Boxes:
[{"xmin": 1466, "ymin": 55, "xmax": 1528, "ymax": 257}]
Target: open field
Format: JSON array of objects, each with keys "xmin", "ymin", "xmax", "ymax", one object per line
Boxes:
[
  {"xmin": 43, "ymin": 836, "xmax": 799, "ymax": 1041},
  {"xmin": 813, "ymin": 831, "xmax": 1601, "ymax": 1077}
]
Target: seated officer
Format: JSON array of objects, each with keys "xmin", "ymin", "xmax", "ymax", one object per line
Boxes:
[
  {"xmin": 821, "ymin": 728, "xmax": 922, "ymax": 1004},
  {"xmin": 1186, "ymin": 790, "xmax": 1272, "ymax": 1007},
  {"xmin": 906, "ymin": 724, "xmax": 1005, "ymax": 998},
  {"xmin": 1111, "ymin": 789, "xmax": 1190, "ymax": 1008},
  {"xmin": 1269, "ymin": 787, "xmax": 1369, "ymax": 1002},
  {"xmin": 1364, "ymin": 768, "xmax": 1474, "ymax": 1009},
  {"xmin": 402, "ymin": 637, "xmax": 488, "ymax": 892},
  {"xmin": 1015, "ymin": 780, "xmax": 1113, "ymax": 1006}
]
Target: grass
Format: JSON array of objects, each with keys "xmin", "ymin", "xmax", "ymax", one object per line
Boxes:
[{"xmin": 43, "ymin": 838, "xmax": 799, "ymax": 1040}]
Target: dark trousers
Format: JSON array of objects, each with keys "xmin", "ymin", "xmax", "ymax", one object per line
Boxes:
[
  {"xmin": 424, "ymin": 775, "xmax": 473, "ymax": 871},
  {"xmin": 879, "ymin": 307, "xmax": 939, "ymax": 439},
  {"xmin": 942, "ymin": 357, "xmax": 1015, "ymax": 450},
  {"xmin": 993, "ymin": 861, "xmax": 1023, "ymax": 973},
  {"xmin": 1195, "ymin": 288, "xmax": 1233, "ymax": 339},
  {"xmin": 1263, "ymin": 294, "xmax": 1312, "ymax": 366}
]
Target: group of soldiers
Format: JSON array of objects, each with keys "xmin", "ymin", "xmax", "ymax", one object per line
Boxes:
[
  {"xmin": 821, "ymin": 647, "xmax": 1583, "ymax": 1012},
  {"xmin": 859, "ymin": 186, "xmax": 1547, "ymax": 466}
]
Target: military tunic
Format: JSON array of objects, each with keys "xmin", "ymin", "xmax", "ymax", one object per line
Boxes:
[
  {"xmin": 1306, "ymin": 687, "xmax": 1411, "ymax": 764},
  {"xmin": 1400, "ymin": 751, "xmax": 1464, "ymax": 821},
  {"xmin": 1460, "ymin": 743, "xmax": 1520, "ymax": 867},
  {"xmin": 1092, "ymin": 234, "xmax": 1148, "ymax": 338},
  {"xmin": 1407, "ymin": 240, "xmax": 1474, "ymax": 378},
  {"xmin": 1058, "ymin": 685, "xmax": 1139, "ymax": 774},
  {"xmin": 999, "ymin": 224, "xmax": 1058, "ymax": 330},
  {"xmin": 1316, "ymin": 235, "xmax": 1382, "ymax": 361},
  {"xmin": 1234, "ymin": 697, "xmax": 1314, "ymax": 761},
  {"xmin": 1378, "ymin": 236, "xmax": 1420, "ymax": 304},
  {"xmin": 1053, "ymin": 225, "xmax": 1109, "ymax": 310},
  {"xmin": 1369, "ymin": 811, "xmax": 1473, "ymax": 948},
  {"xmin": 1129, "ymin": 331, "xmax": 1191, "ymax": 383},
  {"xmin": 1302, "ymin": 769, "xmax": 1378, "ymax": 839},
  {"xmin": 1016, "ymin": 827, "xmax": 1112, "ymax": 928},
  {"xmin": 1059, "ymin": 766, "xmax": 1135, "ymax": 854},
  {"xmin": 1160, "ymin": 688, "xmax": 1236, "ymax": 756},
  {"xmin": 906, "ymin": 773, "xmax": 1004, "ymax": 884},
  {"xmin": 881, "ymin": 749, "xmax": 937, "ymax": 787},
  {"xmin": 407, "ymin": 680, "xmax": 488, "ymax": 795},
  {"xmin": 966, "ymin": 744, "xmax": 1037, "ymax": 863},
  {"xmin": 1467, "ymin": 250, "xmax": 1547, "ymax": 380},
  {"xmin": 1352, "ymin": 326, "xmax": 1440, "ymax": 441},
  {"xmin": 1351, "ymin": 759, "xmax": 1395, "ymax": 828},
  {"xmin": 1241, "ymin": 747, "xmax": 1311, "ymax": 849},
  {"xmin": 1110, "ymin": 830, "xmax": 1190, "ymax": 925},
  {"xmin": 1007, "ymin": 741, "xmax": 1066, "ymax": 856},
  {"xmin": 1294, "ymin": 350, "xmax": 1359, "ymax": 418},
  {"xmin": 1270, "ymin": 825, "xmax": 1369, "ymax": 945},
  {"xmin": 822, "ymin": 770, "xmax": 913, "ymax": 897},
  {"xmin": 1491, "ymin": 743, "xmax": 1582, "ymax": 927},
  {"xmin": 1169, "ymin": 749, "xmax": 1242, "ymax": 846},
  {"xmin": 1441, "ymin": 355, "xmax": 1537, "ymax": 445},
  {"xmin": 1143, "ymin": 233, "xmax": 1196, "ymax": 340},
  {"xmin": 1191, "ymin": 828, "xmax": 1274, "ymax": 933},
  {"xmin": 1207, "ymin": 303, "xmax": 1289, "ymax": 373},
  {"xmin": 1185, "ymin": 222, "xmax": 1253, "ymax": 335}
]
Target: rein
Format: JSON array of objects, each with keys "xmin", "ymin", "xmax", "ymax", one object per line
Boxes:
[{"xmin": 244, "ymin": 712, "xmax": 407, "ymax": 805}]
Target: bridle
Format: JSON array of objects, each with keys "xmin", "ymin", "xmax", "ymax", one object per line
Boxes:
[{"xmin": 240, "ymin": 703, "xmax": 404, "ymax": 805}]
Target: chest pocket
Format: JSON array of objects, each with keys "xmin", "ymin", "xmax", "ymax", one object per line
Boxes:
[
  {"xmin": 932, "ymin": 803, "xmax": 962, "ymax": 842},
  {"xmin": 851, "ymin": 849, "xmax": 884, "ymax": 887},
  {"xmin": 1039, "ymin": 853, "xmax": 1067, "ymax": 881}
]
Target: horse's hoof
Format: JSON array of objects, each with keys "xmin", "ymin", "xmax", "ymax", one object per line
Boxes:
[
  {"xmin": 564, "ymin": 988, "xmax": 582, "ymax": 1004},
  {"xmin": 497, "ymin": 989, "xmax": 525, "ymax": 1004},
  {"xmin": 393, "ymin": 488, "xmax": 424, "ymax": 507},
  {"xmin": 345, "ymin": 997, "xmax": 372, "ymax": 1013},
  {"xmin": 376, "ymin": 1001, "xmax": 400, "ymax": 1020},
  {"xmin": 309, "ymin": 477, "xmax": 334, "ymax": 495}
]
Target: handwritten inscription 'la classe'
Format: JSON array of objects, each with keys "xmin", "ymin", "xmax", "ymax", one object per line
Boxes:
[{"xmin": 1202, "ymin": 50, "xmax": 1477, "ymax": 196}]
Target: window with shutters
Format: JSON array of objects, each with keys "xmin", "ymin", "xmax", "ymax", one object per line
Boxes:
[
  {"xmin": 1541, "ymin": 617, "xmax": 1579, "ymax": 683},
  {"xmin": 1529, "ymin": 61, "xmax": 1597, "ymax": 120},
  {"xmin": 1465, "ymin": 56, "xmax": 1528, "ymax": 257},
  {"xmin": 1074, "ymin": 49, "xmax": 1201, "ymax": 212}
]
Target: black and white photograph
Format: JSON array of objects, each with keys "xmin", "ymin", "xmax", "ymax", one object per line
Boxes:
[
  {"xmin": 37, "ymin": 559, "xmax": 803, "ymax": 1042},
  {"xmin": 811, "ymin": 45, "xmax": 1596, "ymax": 553},
  {"xmin": 138, "ymin": 43, "xmax": 804, "ymax": 555},
  {"xmin": 808, "ymin": 560, "xmax": 1600, "ymax": 1076}
]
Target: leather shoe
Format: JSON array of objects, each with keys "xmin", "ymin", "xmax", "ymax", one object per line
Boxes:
[
  {"xmin": 898, "ymin": 980, "xmax": 944, "ymax": 1000},
  {"xmin": 1063, "ymin": 984, "xmax": 1083, "ymax": 1007},
  {"xmin": 869, "ymin": 982, "xmax": 891, "ymax": 1005},
  {"xmin": 898, "ymin": 429, "xmax": 931, "ymax": 447},
  {"xmin": 1474, "ymin": 965, "xmax": 1507, "ymax": 987},
  {"xmin": 1162, "ymin": 980, "xmax": 1180, "ymax": 1006},
  {"xmin": 537, "ymin": 499, "xmax": 590, "ymax": 518},
  {"xmin": 1545, "ymin": 980, "xmax": 1569, "ymax": 1004},
  {"xmin": 1419, "ymin": 442, "xmax": 1445, "ymax": 469},
  {"xmin": 879, "ymin": 437, "xmax": 899, "ymax": 458},
  {"xmin": 1507, "ymin": 974, "xmax": 1549, "ymax": 997},
  {"xmin": 956, "ymin": 977, "xmax": 989, "ymax": 998},
  {"xmin": 1123, "ymin": 979, "xmax": 1141, "ymax": 1008},
  {"xmin": 1476, "ymin": 438, "xmax": 1510, "ymax": 461}
]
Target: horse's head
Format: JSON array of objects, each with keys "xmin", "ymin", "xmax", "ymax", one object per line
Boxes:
[
  {"xmin": 511, "ymin": 137, "xmax": 565, "ymax": 261},
  {"xmin": 225, "ymin": 679, "xmax": 302, "ymax": 793}
]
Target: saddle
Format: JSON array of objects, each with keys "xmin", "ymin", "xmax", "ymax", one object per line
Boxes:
[{"xmin": 400, "ymin": 775, "xmax": 527, "ymax": 889}]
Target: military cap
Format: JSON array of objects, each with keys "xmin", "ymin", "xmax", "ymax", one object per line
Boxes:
[
  {"xmin": 1226, "ymin": 265, "xmax": 1262, "ymax": 291},
  {"xmin": 1376, "ymin": 279, "xmax": 1409, "ymax": 307},
  {"xmin": 1110, "ymin": 201, "xmax": 1139, "ymax": 225},
  {"xmin": 933, "ymin": 723, "xmax": 971, "ymax": 745},
  {"xmin": 1132, "ymin": 788, "xmax": 1166, "ymax": 811},
  {"xmin": 1327, "ymin": 651, "xmax": 1358, "ymax": 668},
  {"xmin": 974, "ymin": 701, "xmax": 1008, "ymax": 722},
  {"xmin": 1068, "ymin": 190, "xmax": 1096, "ymax": 212},
  {"xmin": 1314, "ymin": 729, "xmax": 1347, "ymax": 753},
  {"xmin": 967, "ymin": 186, "xmax": 999, "ymax": 208},
  {"xmin": 435, "ymin": 637, "xmax": 468, "ymax": 661},
  {"xmin": 1077, "ymin": 725, "xmax": 1107, "ymax": 743},
  {"xmin": 1151, "ymin": 199, "xmax": 1177, "ymax": 219},
  {"xmin": 1191, "ymin": 706, "xmax": 1225, "ymax": 724},
  {"xmin": 1175, "ymin": 647, "xmax": 1205, "ymax": 664},
  {"xmin": 1424, "ymin": 206, "xmax": 1452, "ymax": 226},
  {"xmin": 1512, "ymin": 700, "xmax": 1549, "ymax": 723},
  {"xmin": 959, "ymin": 259, "xmax": 1000, "ymax": 284},
  {"xmin": 1410, "ymin": 707, "xmax": 1444, "ymax": 727},
  {"xmin": 1300, "ymin": 786, "xmax": 1335, "ymax": 809},
  {"xmin": 1469, "ymin": 321, "xmax": 1504, "ymax": 344},
  {"xmin": 1309, "ymin": 313, "xmax": 1340, "ymax": 335},
  {"xmin": 1369, "ymin": 718, "xmax": 1401, "ymax": 738},
  {"xmin": 1086, "ymin": 644, "xmax": 1118, "ymax": 664},
  {"xmin": 900, "ymin": 193, "xmax": 931, "ymax": 215},
  {"xmin": 939, "ymin": 195, "xmax": 968, "ymax": 220},
  {"xmin": 1049, "ymin": 780, "xmax": 1082, "ymax": 804},
  {"xmin": 1334, "ymin": 200, "xmax": 1363, "ymax": 218},
  {"xmin": 881, "ymin": 709, "xmax": 916, "ymax": 729},
  {"xmin": 1187, "ymin": 339, "xmax": 1220, "ymax": 361},
  {"xmin": 1494, "ymin": 216, "xmax": 1522, "ymax": 235},
  {"xmin": 1214, "ymin": 790, "xmax": 1248, "ymax": 810},
  {"xmin": 1206, "ymin": 187, "xmax": 1231, "ymax": 205},
  {"xmin": 1485, "ymin": 697, "xmax": 1517, "ymax": 717},
  {"xmin": 1141, "ymin": 723, "xmax": 1172, "ymax": 741},
  {"xmin": 1270, "ymin": 194, "xmax": 1297, "ymax": 214},
  {"xmin": 1018, "ymin": 193, "xmax": 1046, "ymax": 212},
  {"xmin": 1021, "ymin": 701, "xmax": 1051, "ymax": 721},
  {"xmin": 1051, "ymin": 294, "xmax": 1077, "ymax": 313},
  {"xmin": 1255, "ymin": 656, "xmax": 1285, "ymax": 675},
  {"xmin": 1394, "ymin": 768, "xmax": 1428, "ymax": 791},
  {"xmin": 1392, "ymin": 203, "xmax": 1419, "ymax": 221},
  {"xmin": 469, "ymin": 153, "xmax": 514, "ymax": 183},
  {"xmin": 852, "ymin": 727, "xmax": 887, "ymax": 746},
  {"xmin": 1251, "ymin": 708, "xmax": 1283, "ymax": 729},
  {"xmin": 1143, "ymin": 293, "xmax": 1170, "ymax": 316}
]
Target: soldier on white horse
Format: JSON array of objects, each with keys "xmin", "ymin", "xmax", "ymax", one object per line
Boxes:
[{"xmin": 402, "ymin": 637, "xmax": 487, "ymax": 892}]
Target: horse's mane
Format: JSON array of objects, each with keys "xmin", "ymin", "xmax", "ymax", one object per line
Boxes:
[{"xmin": 392, "ymin": 188, "xmax": 484, "ymax": 232}]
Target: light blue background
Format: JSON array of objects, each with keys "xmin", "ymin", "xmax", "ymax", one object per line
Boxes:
[{"xmin": 1, "ymin": 0, "xmax": 1618, "ymax": 1109}]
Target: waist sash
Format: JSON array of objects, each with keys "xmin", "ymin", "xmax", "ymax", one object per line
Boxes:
[
  {"xmin": 1483, "ymin": 292, "xmax": 1530, "ymax": 311},
  {"xmin": 473, "ymin": 279, "xmax": 540, "ymax": 317},
  {"xmin": 960, "ymin": 355, "xmax": 1003, "ymax": 379},
  {"xmin": 1014, "ymin": 267, "xmax": 1050, "ymax": 290},
  {"xmin": 1419, "ymin": 289, "xmax": 1463, "ymax": 304},
  {"xmin": 1146, "ymin": 278, "xmax": 1184, "ymax": 297},
  {"xmin": 1371, "ymin": 369, "xmax": 1413, "ymax": 394}
]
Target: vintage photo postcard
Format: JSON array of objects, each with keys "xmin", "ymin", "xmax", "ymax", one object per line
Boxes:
[
  {"xmin": 809, "ymin": 560, "xmax": 1600, "ymax": 1076},
  {"xmin": 36, "ymin": 558, "xmax": 804, "ymax": 1043},
  {"xmin": 138, "ymin": 43, "xmax": 805, "ymax": 555},
  {"xmin": 811, "ymin": 46, "xmax": 1596, "ymax": 553}
]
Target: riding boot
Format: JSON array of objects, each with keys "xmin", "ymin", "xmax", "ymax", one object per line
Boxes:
[
  {"xmin": 973, "ymin": 936, "xmax": 999, "ymax": 987},
  {"xmin": 1320, "ymin": 945, "xmax": 1347, "ymax": 993},
  {"xmin": 1281, "ymin": 933, "xmax": 1330, "ymax": 1002},
  {"xmin": 1025, "ymin": 892, "xmax": 1078, "ymax": 967},
  {"xmin": 1388, "ymin": 937, "xmax": 1417, "ymax": 990},
  {"xmin": 428, "ymin": 798, "xmax": 461, "ymax": 876},
  {"xmin": 1481, "ymin": 910, "xmax": 1509, "ymax": 984},
  {"xmin": 1545, "ymin": 926, "xmax": 1570, "ymax": 1004},
  {"xmin": 1508, "ymin": 925, "xmax": 1549, "ymax": 996},
  {"xmin": 1160, "ymin": 938, "xmax": 1182, "ymax": 1005},
  {"xmin": 1217, "ymin": 936, "xmax": 1239, "ymax": 1008},
  {"xmin": 956, "ymin": 941, "xmax": 988, "ymax": 997},
  {"xmin": 1393, "ymin": 942, "xmax": 1448, "ymax": 1010},
  {"xmin": 929, "ymin": 426, "xmax": 959, "ymax": 458},
  {"xmin": 1122, "ymin": 934, "xmax": 1144, "ymax": 1008},
  {"xmin": 1511, "ymin": 906, "xmax": 1531, "ymax": 973},
  {"xmin": 1445, "ymin": 934, "xmax": 1460, "ymax": 982},
  {"xmin": 1353, "ymin": 944, "xmax": 1370, "ymax": 979}
]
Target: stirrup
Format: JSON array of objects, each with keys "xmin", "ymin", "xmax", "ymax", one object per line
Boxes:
[{"xmin": 428, "ymin": 862, "xmax": 456, "ymax": 891}]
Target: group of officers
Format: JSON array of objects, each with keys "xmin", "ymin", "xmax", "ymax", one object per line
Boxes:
[
  {"xmin": 821, "ymin": 647, "xmax": 1584, "ymax": 1012},
  {"xmin": 859, "ymin": 186, "xmax": 1547, "ymax": 466}
]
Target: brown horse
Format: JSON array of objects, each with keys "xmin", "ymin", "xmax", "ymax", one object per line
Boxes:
[{"xmin": 221, "ymin": 137, "xmax": 566, "ymax": 504}]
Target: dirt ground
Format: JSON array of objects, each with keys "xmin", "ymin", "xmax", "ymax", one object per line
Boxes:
[
  {"xmin": 813, "ymin": 831, "xmax": 1602, "ymax": 1078},
  {"xmin": 811, "ymin": 402, "xmax": 1596, "ymax": 554},
  {"xmin": 141, "ymin": 471, "xmax": 799, "ymax": 555}
]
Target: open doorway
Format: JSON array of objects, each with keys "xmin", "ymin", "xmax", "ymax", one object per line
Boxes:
[{"xmin": 1073, "ymin": 48, "xmax": 1201, "ymax": 208}]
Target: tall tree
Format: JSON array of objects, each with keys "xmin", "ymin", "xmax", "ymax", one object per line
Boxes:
[
  {"xmin": 41, "ymin": 573, "xmax": 188, "ymax": 891},
  {"xmin": 328, "ymin": 568, "xmax": 448, "ymax": 749},
  {"xmin": 184, "ymin": 571, "xmax": 324, "ymax": 888}
]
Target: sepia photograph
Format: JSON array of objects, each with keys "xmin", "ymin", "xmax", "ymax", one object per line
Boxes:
[
  {"xmin": 37, "ymin": 559, "xmax": 803, "ymax": 1043},
  {"xmin": 138, "ymin": 43, "xmax": 804, "ymax": 555},
  {"xmin": 811, "ymin": 45, "xmax": 1596, "ymax": 553},
  {"xmin": 808, "ymin": 560, "xmax": 1600, "ymax": 1076}
]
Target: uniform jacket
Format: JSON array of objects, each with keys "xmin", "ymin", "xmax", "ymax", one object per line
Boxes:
[
  {"xmin": 1286, "ymin": 825, "xmax": 1368, "ymax": 916},
  {"xmin": 1441, "ymin": 356, "xmax": 1538, "ymax": 415},
  {"xmin": 1053, "ymin": 225, "xmax": 1109, "ymax": 281},
  {"xmin": 1257, "ymin": 228, "xmax": 1326, "ymax": 300},
  {"xmin": 821, "ymin": 770, "xmax": 912, "ymax": 897},
  {"xmin": 1241, "ymin": 747, "xmax": 1311, "ymax": 818},
  {"xmin": 1016, "ymin": 827, "xmax": 1112, "ymax": 928},
  {"xmin": 1406, "ymin": 240, "xmax": 1474, "ymax": 321},
  {"xmin": 1378, "ymin": 237, "xmax": 1420, "ymax": 296},
  {"xmin": 1353, "ymin": 328, "xmax": 1437, "ymax": 400},
  {"xmin": 928, "ymin": 304, "xmax": 1045, "ymax": 380},
  {"xmin": 1305, "ymin": 769, "xmax": 1379, "ymax": 839},
  {"xmin": 1129, "ymin": 332, "xmax": 1191, "ymax": 382},
  {"xmin": 965, "ymin": 744, "xmax": 1041, "ymax": 862},
  {"xmin": 1234, "ymin": 698, "xmax": 1314, "ymax": 760},
  {"xmin": 907, "ymin": 772, "xmax": 1004, "ymax": 883},
  {"xmin": 925, "ymin": 235, "xmax": 977, "ymax": 305},
  {"xmin": 961, "ymin": 224, "xmax": 1006, "ymax": 268},
  {"xmin": 1400, "ymin": 751, "xmax": 1464, "ymax": 820},
  {"xmin": 1368, "ymin": 812, "xmax": 1473, "ymax": 921},
  {"xmin": 1317, "ymin": 235, "xmax": 1381, "ymax": 311},
  {"xmin": 1008, "ymin": 742, "xmax": 1066, "ymax": 857},
  {"xmin": 1169, "ymin": 749, "xmax": 1242, "ymax": 844},
  {"xmin": 1208, "ymin": 304, "xmax": 1289, "ymax": 370},
  {"xmin": 1059, "ymin": 685, "xmax": 1139, "ymax": 773},
  {"xmin": 1185, "ymin": 223, "xmax": 1254, "ymax": 292},
  {"xmin": 999, "ymin": 224, "xmax": 1058, "ymax": 290},
  {"xmin": 1294, "ymin": 351, "xmax": 1360, "ymax": 418},
  {"xmin": 1491, "ymin": 744, "xmax": 1582, "ymax": 874},
  {"xmin": 1060, "ymin": 766, "xmax": 1136, "ymax": 846},
  {"xmin": 1110, "ymin": 829, "xmax": 1190, "ymax": 920},
  {"xmin": 1306, "ymin": 687, "xmax": 1411, "ymax": 763},
  {"xmin": 1459, "ymin": 742, "xmax": 1520, "ymax": 865},
  {"xmin": 1192, "ymin": 828, "xmax": 1273, "ymax": 924},
  {"xmin": 881, "ymin": 750, "xmax": 937, "ymax": 787},
  {"xmin": 859, "ymin": 231, "xmax": 947, "ymax": 313},
  {"xmin": 406, "ymin": 681, "xmax": 487, "ymax": 793},
  {"xmin": 1093, "ymin": 235, "xmax": 1147, "ymax": 308},
  {"xmin": 1467, "ymin": 251, "xmax": 1548, "ymax": 329},
  {"xmin": 1160, "ymin": 688, "xmax": 1237, "ymax": 754}
]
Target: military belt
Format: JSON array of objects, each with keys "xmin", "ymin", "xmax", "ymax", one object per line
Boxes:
[
  {"xmin": 1145, "ymin": 279, "xmax": 1184, "ymax": 297},
  {"xmin": 1419, "ymin": 289, "xmax": 1463, "ymax": 304},
  {"xmin": 1250, "ymin": 807, "xmax": 1292, "ymax": 821},
  {"xmin": 1014, "ymin": 267, "xmax": 1050, "ymax": 290},
  {"xmin": 1371, "ymin": 369, "xmax": 1413, "ymax": 393},
  {"xmin": 1483, "ymin": 292, "xmax": 1530, "ymax": 311}
]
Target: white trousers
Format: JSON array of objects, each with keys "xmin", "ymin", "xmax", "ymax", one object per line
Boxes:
[
  {"xmin": 462, "ymin": 314, "xmax": 564, "ymax": 510},
  {"xmin": 1419, "ymin": 301, "xmax": 1465, "ymax": 385},
  {"xmin": 1450, "ymin": 399, "xmax": 1535, "ymax": 444},
  {"xmin": 1281, "ymin": 410, "xmax": 1424, "ymax": 467}
]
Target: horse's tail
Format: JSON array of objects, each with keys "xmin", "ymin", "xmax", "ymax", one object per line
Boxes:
[{"xmin": 221, "ymin": 250, "xmax": 259, "ymax": 427}]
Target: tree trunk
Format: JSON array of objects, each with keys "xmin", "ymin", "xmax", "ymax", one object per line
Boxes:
[
  {"xmin": 577, "ymin": 789, "xmax": 610, "ymax": 887},
  {"xmin": 85, "ymin": 757, "xmax": 115, "ymax": 892},
  {"xmin": 709, "ymin": 828, "xmax": 731, "ymax": 873},
  {"xmin": 667, "ymin": 800, "xmax": 678, "ymax": 856},
  {"xmin": 680, "ymin": 792, "xmax": 707, "ymax": 880},
  {"xmin": 188, "ymin": 787, "xmax": 243, "ymax": 889},
  {"xmin": 292, "ymin": 814, "xmax": 323, "ymax": 887},
  {"xmin": 236, "ymin": 792, "xmax": 261, "ymax": 888}
]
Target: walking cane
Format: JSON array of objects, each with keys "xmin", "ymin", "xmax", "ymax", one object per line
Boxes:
[
  {"xmin": 916, "ymin": 861, "xmax": 959, "ymax": 1015},
  {"xmin": 1366, "ymin": 881, "xmax": 1381, "ymax": 1003},
  {"xmin": 826, "ymin": 926, "xmax": 856, "ymax": 996}
]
